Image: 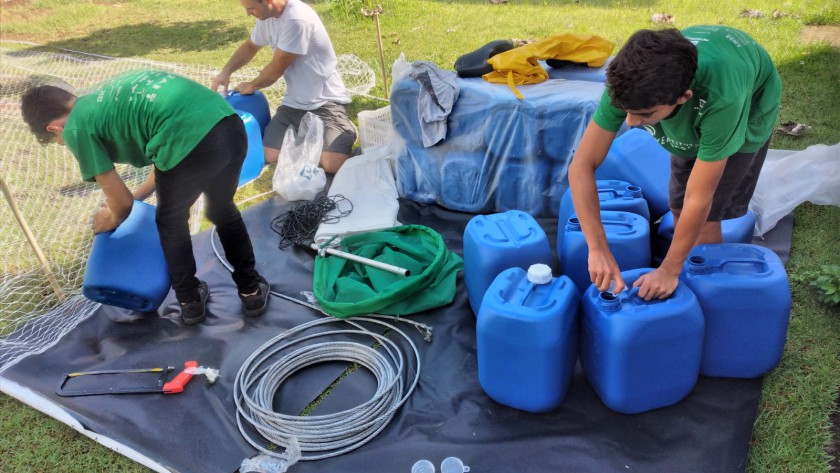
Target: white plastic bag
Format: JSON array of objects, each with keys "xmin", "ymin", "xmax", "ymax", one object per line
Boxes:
[
  {"xmin": 750, "ymin": 142, "xmax": 840, "ymax": 236},
  {"xmin": 272, "ymin": 112, "xmax": 326, "ymax": 201}
]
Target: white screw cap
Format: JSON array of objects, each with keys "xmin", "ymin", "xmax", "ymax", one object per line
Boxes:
[{"xmin": 527, "ymin": 264, "xmax": 552, "ymax": 284}]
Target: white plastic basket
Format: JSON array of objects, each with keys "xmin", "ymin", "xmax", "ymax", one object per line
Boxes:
[{"xmin": 358, "ymin": 105, "xmax": 393, "ymax": 149}]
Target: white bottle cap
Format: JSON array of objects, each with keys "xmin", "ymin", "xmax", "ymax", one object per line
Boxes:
[{"xmin": 527, "ymin": 264, "xmax": 552, "ymax": 284}]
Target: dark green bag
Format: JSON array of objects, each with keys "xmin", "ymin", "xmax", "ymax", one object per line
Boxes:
[{"xmin": 313, "ymin": 225, "xmax": 464, "ymax": 318}]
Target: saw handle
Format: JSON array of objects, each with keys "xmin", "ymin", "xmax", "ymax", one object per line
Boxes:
[{"xmin": 163, "ymin": 360, "xmax": 199, "ymax": 394}]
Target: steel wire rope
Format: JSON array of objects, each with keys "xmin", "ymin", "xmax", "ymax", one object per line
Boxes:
[{"xmin": 210, "ymin": 227, "xmax": 429, "ymax": 461}]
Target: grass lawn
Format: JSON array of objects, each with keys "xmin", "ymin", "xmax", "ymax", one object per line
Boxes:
[{"xmin": 1, "ymin": 0, "xmax": 839, "ymax": 472}]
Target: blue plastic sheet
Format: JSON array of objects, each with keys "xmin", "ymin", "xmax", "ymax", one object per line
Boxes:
[{"xmin": 391, "ymin": 64, "xmax": 608, "ymax": 217}]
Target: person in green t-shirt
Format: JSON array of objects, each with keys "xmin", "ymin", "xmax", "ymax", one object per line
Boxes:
[
  {"xmin": 568, "ymin": 26, "xmax": 781, "ymax": 300},
  {"xmin": 21, "ymin": 71, "xmax": 272, "ymax": 324}
]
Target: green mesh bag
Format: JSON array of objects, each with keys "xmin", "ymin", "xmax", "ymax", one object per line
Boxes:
[{"xmin": 313, "ymin": 225, "xmax": 464, "ymax": 318}]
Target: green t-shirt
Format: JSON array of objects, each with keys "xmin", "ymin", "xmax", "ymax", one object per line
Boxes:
[
  {"xmin": 592, "ymin": 25, "xmax": 781, "ymax": 161},
  {"xmin": 63, "ymin": 70, "xmax": 235, "ymax": 181}
]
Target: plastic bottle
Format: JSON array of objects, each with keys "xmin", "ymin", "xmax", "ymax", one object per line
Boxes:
[
  {"xmin": 680, "ymin": 243, "xmax": 791, "ymax": 378},
  {"xmin": 556, "ymin": 180, "xmax": 650, "ymax": 249},
  {"xmin": 82, "ymin": 201, "xmax": 170, "ymax": 312},
  {"xmin": 580, "ymin": 267, "xmax": 704, "ymax": 414},
  {"xmin": 463, "ymin": 211, "xmax": 552, "ymax": 315},
  {"xmin": 477, "ymin": 264, "xmax": 580, "ymax": 413}
]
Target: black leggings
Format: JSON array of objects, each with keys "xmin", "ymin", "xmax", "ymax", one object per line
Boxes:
[{"xmin": 154, "ymin": 114, "xmax": 260, "ymax": 303}]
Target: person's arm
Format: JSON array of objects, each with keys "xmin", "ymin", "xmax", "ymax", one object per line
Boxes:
[
  {"xmin": 236, "ymin": 48, "xmax": 298, "ymax": 95},
  {"xmin": 567, "ymin": 120, "xmax": 624, "ymax": 293},
  {"xmin": 211, "ymin": 39, "xmax": 263, "ymax": 94},
  {"xmin": 633, "ymin": 158, "xmax": 727, "ymax": 299},
  {"xmin": 132, "ymin": 169, "xmax": 156, "ymax": 201},
  {"xmin": 91, "ymin": 169, "xmax": 134, "ymax": 233}
]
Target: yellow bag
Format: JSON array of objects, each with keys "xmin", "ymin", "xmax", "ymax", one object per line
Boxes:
[{"xmin": 483, "ymin": 34, "xmax": 615, "ymax": 99}]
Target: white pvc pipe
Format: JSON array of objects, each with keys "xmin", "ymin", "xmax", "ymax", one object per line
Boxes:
[{"xmin": 309, "ymin": 243, "xmax": 410, "ymax": 277}]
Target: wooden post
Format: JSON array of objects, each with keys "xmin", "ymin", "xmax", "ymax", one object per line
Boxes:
[
  {"xmin": 373, "ymin": 9, "xmax": 389, "ymax": 99},
  {"xmin": 362, "ymin": 5, "xmax": 389, "ymax": 99},
  {"xmin": 0, "ymin": 175, "xmax": 66, "ymax": 301}
]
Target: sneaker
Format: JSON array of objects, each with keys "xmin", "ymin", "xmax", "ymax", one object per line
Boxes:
[
  {"xmin": 240, "ymin": 276, "xmax": 270, "ymax": 318},
  {"xmin": 180, "ymin": 280, "xmax": 209, "ymax": 325}
]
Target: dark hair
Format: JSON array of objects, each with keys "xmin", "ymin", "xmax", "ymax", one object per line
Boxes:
[
  {"xmin": 605, "ymin": 28, "xmax": 698, "ymax": 110},
  {"xmin": 21, "ymin": 85, "xmax": 76, "ymax": 145}
]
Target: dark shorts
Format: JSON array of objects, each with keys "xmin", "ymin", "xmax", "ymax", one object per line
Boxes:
[
  {"xmin": 263, "ymin": 101, "xmax": 358, "ymax": 155},
  {"xmin": 668, "ymin": 139, "xmax": 770, "ymax": 222}
]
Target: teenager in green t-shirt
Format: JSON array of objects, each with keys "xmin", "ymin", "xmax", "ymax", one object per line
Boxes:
[
  {"xmin": 21, "ymin": 71, "xmax": 271, "ymax": 324},
  {"xmin": 568, "ymin": 26, "xmax": 781, "ymax": 300}
]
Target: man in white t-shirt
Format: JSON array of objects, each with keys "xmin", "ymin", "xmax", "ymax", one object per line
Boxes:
[{"xmin": 212, "ymin": 0, "xmax": 357, "ymax": 173}]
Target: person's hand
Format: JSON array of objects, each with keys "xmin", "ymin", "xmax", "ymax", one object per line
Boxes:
[
  {"xmin": 211, "ymin": 73, "xmax": 231, "ymax": 95},
  {"xmin": 632, "ymin": 267, "xmax": 679, "ymax": 300},
  {"xmin": 588, "ymin": 249, "xmax": 626, "ymax": 294},
  {"xmin": 91, "ymin": 206, "xmax": 118, "ymax": 234},
  {"xmin": 235, "ymin": 81, "xmax": 256, "ymax": 95}
]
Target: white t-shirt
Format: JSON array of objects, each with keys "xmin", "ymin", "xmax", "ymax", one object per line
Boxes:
[{"xmin": 251, "ymin": 0, "xmax": 350, "ymax": 109}]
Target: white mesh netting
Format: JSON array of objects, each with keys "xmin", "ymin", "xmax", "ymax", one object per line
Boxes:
[{"xmin": 0, "ymin": 40, "xmax": 375, "ymax": 373}]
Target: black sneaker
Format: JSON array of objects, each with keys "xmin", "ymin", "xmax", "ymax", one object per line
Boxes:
[
  {"xmin": 180, "ymin": 280, "xmax": 209, "ymax": 325},
  {"xmin": 240, "ymin": 276, "xmax": 270, "ymax": 318}
]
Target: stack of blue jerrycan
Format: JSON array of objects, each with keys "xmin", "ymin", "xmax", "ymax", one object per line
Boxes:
[
  {"xmin": 82, "ymin": 200, "xmax": 170, "ymax": 312},
  {"xmin": 463, "ymin": 210, "xmax": 551, "ymax": 315},
  {"xmin": 477, "ymin": 264, "xmax": 580, "ymax": 413},
  {"xmin": 225, "ymin": 91, "xmax": 270, "ymax": 187}
]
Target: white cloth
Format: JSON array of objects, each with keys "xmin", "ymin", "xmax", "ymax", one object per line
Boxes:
[
  {"xmin": 750, "ymin": 143, "xmax": 840, "ymax": 236},
  {"xmin": 314, "ymin": 146, "xmax": 401, "ymax": 245},
  {"xmin": 251, "ymin": 0, "xmax": 350, "ymax": 109},
  {"xmin": 409, "ymin": 61, "xmax": 460, "ymax": 147}
]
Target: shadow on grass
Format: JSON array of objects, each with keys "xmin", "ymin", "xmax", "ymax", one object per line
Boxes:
[
  {"xmin": 772, "ymin": 44, "xmax": 840, "ymax": 149},
  {"xmin": 6, "ymin": 21, "xmax": 248, "ymax": 60}
]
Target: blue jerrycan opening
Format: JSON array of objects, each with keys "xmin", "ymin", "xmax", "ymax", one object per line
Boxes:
[{"xmin": 82, "ymin": 201, "xmax": 171, "ymax": 312}]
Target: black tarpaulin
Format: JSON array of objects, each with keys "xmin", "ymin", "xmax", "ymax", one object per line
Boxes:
[{"xmin": 1, "ymin": 197, "xmax": 794, "ymax": 473}]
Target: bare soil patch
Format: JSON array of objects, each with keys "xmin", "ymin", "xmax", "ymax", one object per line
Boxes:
[{"xmin": 801, "ymin": 26, "xmax": 840, "ymax": 47}]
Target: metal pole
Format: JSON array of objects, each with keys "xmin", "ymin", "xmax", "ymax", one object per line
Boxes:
[
  {"xmin": 310, "ymin": 243, "xmax": 409, "ymax": 277},
  {"xmin": 0, "ymin": 175, "xmax": 66, "ymax": 300}
]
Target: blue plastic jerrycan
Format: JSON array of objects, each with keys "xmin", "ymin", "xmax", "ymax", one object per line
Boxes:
[
  {"xmin": 463, "ymin": 210, "xmax": 552, "ymax": 315},
  {"xmin": 236, "ymin": 111, "xmax": 266, "ymax": 187},
  {"xmin": 653, "ymin": 209, "xmax": 756, "ymax": 266},
  {"xmin": 560, "ymin": 210, "xmax": 651, "ymax": 294},
  {"xmin": 477, "ymin": 264, "xmax": 580, "ymax": 413},
  {"xmin": 440, "ymin": 150, "xmax": 497, "ymax": 213},
  {"xmin": 595, "ymin": 128, "xmax": 670, "ymax": 220},
  {"xmin": 580, "ymin": 268, "xmax": 705, "ymax": 414},
  {"xmin": 82, "ymin": 201, "xmax": 171, "ymax": 312},
  {"xmin": 557, "ymin": 179, "xmax": 650, "ymax": 249},
  {"xmin": 226, "ymin": 90, "xmax": 271, "ymax": 136},
  {"xmin": 495, "ymin": 159, "xmax": 550, "ymax": 216},
  {"xmin": 680, "ymin": 243, "xmax": 791, "ymax": 378}
]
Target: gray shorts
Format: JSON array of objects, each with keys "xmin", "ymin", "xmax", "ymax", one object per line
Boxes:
[
  {"xmin": 668, "ymin": 139, "xmax": 770, "ymax": 222},
  {"xmin": 263, "ymin": 102, "xmax": 358, "ymax": 155}
]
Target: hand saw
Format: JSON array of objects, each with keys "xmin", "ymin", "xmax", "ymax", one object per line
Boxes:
[{"xmin": 56, "ymin": 360, "xmax": 199, "ymax": 397}]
